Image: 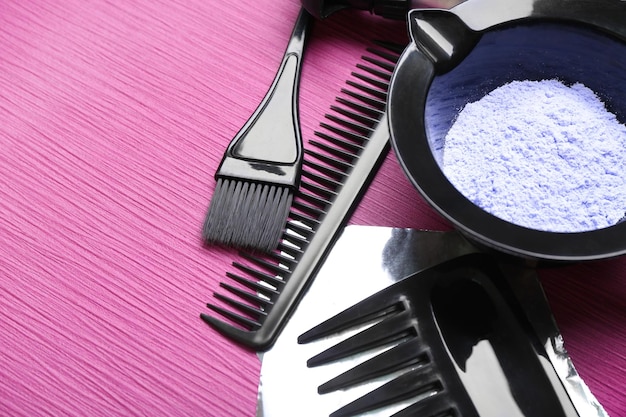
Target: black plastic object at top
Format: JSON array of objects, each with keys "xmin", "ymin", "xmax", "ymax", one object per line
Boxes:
[
  {"xmin": 387, "ymin": 0, "xmax": 626, "ymax": 263},
  {"xmin": 301, "ymin": 0, "xmax": 411, "ymax": 20},
  {"xmin": 299, "ymin": 253, "xmax": 579, "ymax": 417}
]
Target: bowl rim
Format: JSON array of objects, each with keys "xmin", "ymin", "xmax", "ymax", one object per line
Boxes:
[{"xmin": 387, "ymin": 17, "xmax": 626, "ymax": 262}]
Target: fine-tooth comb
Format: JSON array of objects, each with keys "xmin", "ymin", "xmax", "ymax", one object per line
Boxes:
[
  {"xmin": 298, "ymin": 253, "xmax": 580, "ymax": 417},
  {"xmin": 200, "ymin": 40, "xmax": 406, "ymax": 351}
]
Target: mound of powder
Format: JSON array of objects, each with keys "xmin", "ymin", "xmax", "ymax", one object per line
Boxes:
[{"xmin": 442, "ymin": 79, "xmax": 626, "ymax": 232}]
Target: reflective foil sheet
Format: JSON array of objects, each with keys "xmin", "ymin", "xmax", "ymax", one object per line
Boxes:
[{"xmin": 256, "ymin": 226, "xmax": 607, "ymax": 417}]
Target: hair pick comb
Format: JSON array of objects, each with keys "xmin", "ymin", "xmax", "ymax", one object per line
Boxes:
[{"xmin": 299, "ymin": 253, "xmax": 582, "ymax": 417}]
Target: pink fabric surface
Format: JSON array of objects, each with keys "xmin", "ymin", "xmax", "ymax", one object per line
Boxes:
[{"xmin": 0, "ymin": 1, "xmax": 624, "ymax": 416}]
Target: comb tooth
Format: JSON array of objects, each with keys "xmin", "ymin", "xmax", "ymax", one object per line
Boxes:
[
  {"xmin": 282, "ymin": 227, "xmax": 309, "ymax": 244},
  {"xmin": 301, "ymin": 168, "xmax": 343, "ymax": 192},
  {"xmin": 281, "ymin": 230, "xmax": 310, "ymax": 248},
  {"xmin": 335, "ymin": 97, "xmax": 383, "ymax": 118},
  {"xmin": 355, "ymin": 63, "xmax": 392, "ymax": 81},
  {"xmin": 291, "ymin": 199, "xmax": 326, "ymax": 218},
  {"xmin": 203, "ymin": 304, "xmax": 262, "ymax": 330},
  {"xmin": 313, "ymin": 131, "xmax": 364, "ymax": 156},
  {"xmin": 239, "ymin": 253, "xmax": 291, "ymax": 276},
  {"xmin": 300, "ymin": 181, "xmax": 337, "ymax": 201},
  {"xmin": 220, "ymin": 282, "xmax": 273, "ymax": 307},
  {"xmin": 304, "ymin": 148, "xmax": 354, "ymax": 171},
  {"xmin": 351, "ymin": 72, "xmax": 389, "ymax": 91},
  {"xmin": 366, "ymin": 46, "xmax": 401, "ymax": 64},
  {"xmin": 298, "ymin": 190, "xmax": 333, "ymax": 208},
  {"xmin": 302, "ymin": 156, "xmax": 349, "ymax": 180},
  {"xmin": 225, "ymin": 272, "xmax": 280, "ymax": 296},
  {"xmin": 325, "ymin": 113, "xmax": 374, "ymax": 136},
  {"xmin": 341, "ymin": 88, "xmax": 386, "ymax": 110},
  {"xmin": 213, "ymin": 293, "xmax": 267, "ymax": 319},
  {"xmin": 285, "ymin": 217, "xmax": 315, "ymax": 235},
  {"xmin": 306, "ymin": 312, "xmax": 416, "ymax": 367},
  {"xmin": 318, "ymin": 339, "xmax": 429, "ymax": 394},
  {"xmin": 288, "ymin": 219, "xmax": 314, "ymax": 238},
  {"xmin": 389, "ymin": 393, "xmax": 456, "ymax": 417},
  {"xmin": 361, "ymin": 55, "xmax": 396, "ymax": 73},
  {"xmin": 318, "ymin": 123, "xmax": 369, "ymax": 145},
  {"xmin": 231, "ymin": 262, "xmax": 285, "ymax": 287},
  {"xmin": 285, "ymin": 215, "xmax": 315, "ymax": 233},
  {"xmin": 372, "ymin": 40, "xmax": 405, "ymax": 54},
  {"xmin": 260, "ymin": 251, "xmax": 298, "ymax": 269},
  {"xmin": 346, "ymin": 80, "xmax": 387, "ymax": 100},
  {"xmin": 299, "ymin": 296, "xmax": 406, "ymax": 344},
  {"xmin": 309, "ymin": 140, "xmax": 359, "ymax": 163},
  {"xmin": 276, "ymin": 241, "xmax": 304, "ymax": 258},
  {"xmin": 329, "ymin": 105, "xmax": 379, "ymax": 128},
  {"xmin": 200, "ymin": 312, "xmax": 264, "ymax": 346},
  {"xmin": 299, "ymin": 180, "xmax": 337, "ymax": 200},
  {"xmin": 330, "ymin": 367, "xmax": 442, "ymax": 417},
  {"xmin": 287, "ymin": 209, "xmax": 321, "ymax": 228}
]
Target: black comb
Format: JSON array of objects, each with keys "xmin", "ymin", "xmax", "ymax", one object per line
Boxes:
[
  {"xmin": 299, "ymin": 253, "xmax": 580, "ymax": 417},
  {"xmin": 200, "ymin": 41, "xmax": 406, "ymax": 351}
]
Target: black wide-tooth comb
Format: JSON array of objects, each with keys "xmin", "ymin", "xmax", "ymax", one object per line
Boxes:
[
  {"xmin": 200, "ymin": 41, "xmax": 406, "ymax": 351},
  {"xmin": 299, "ymin": 253, "xmax": 580, "ymax": 417}
]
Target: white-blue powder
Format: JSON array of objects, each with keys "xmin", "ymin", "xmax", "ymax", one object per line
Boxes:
[{"xmin": 442, "ymin": 79, "xmax": 626, "ymax": 232}]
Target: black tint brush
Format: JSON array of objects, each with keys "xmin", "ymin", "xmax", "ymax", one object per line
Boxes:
[{"xmin": 202, "ymin": 9, "xmax": 311, "ymax": 252}]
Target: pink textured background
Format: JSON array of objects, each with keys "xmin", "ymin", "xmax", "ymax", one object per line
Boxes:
[{"xmin": 0, "ymin": 1, "xmax": 624, "ymax": 416}]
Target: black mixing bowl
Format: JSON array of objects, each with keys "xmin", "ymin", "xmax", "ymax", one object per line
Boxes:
[{"xmin": 388, "ymin": 0, "xmax": 626, "ymax": 263}]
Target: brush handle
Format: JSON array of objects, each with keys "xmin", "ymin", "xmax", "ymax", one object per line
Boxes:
[{"xmin": 215, "ymin": 8, "xmax": 311, "ymax": 188}]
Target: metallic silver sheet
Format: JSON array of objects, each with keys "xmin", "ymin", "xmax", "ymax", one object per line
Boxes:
[{"xmin": 256, "ymin": 226, "xmax": 607, "ymax": 417}]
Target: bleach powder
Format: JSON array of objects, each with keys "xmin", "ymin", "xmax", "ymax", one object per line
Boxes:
[{"xmin": 442, "ymin": 79, "xmax": 626, "ymax": 232}]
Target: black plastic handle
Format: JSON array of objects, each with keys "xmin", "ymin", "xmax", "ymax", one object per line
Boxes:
[{"xmin": 215, "ymin": 8, "xmax": 311, "ymax": 188}]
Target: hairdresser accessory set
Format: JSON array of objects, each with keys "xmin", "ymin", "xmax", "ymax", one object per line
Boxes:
[
  {"xmin": 201, "ymin": 0, "xmax": 626, "ymax": 415},
  {"xmin": 201, "ymin": 40, "xmax": 404, "ymax": 349}
]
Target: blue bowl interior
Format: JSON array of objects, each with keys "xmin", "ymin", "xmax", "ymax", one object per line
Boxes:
[{"xmin": 424, "ymin": 21, "xmax": 626, "ymax": 167}]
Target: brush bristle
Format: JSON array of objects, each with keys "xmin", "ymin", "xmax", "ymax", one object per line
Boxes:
[{"xmin": 202, "ymin": 178, "xmax": 293, "ymax": 252}]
